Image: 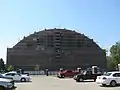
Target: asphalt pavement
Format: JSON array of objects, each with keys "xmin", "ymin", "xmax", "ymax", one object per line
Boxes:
[{"xmin": 16, "ymin": 76, "xmax": 120, "ymax": 90}]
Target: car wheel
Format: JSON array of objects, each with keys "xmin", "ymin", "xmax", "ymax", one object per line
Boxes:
[
  {"xmin": 94, "ymin": 78, "xmax": 96, "ymax": 82},
  {"xmin": 21, "ymin": 78, "xmax": 26, "ymax": 82},
  {"xmin": 110, "ymin": 80, "xmax": 116, "ymax": 87},
  {"xmin": 76, "ymin": 78, "xmax": 83, "ymax": 82},
  {"xmin": 76, "ymin": 79, "xmax": 80, "ymax": 82},
  {"xmin": 0, "ymin": 86, "xmax": 5, "ymax": 90},
  {"xmin": 60, "ymin": 75, "xmax": 65, "ymax": 78},
  {"xmin": 79, "ymin": 78, "xmax": 83, "ymax": 82}
]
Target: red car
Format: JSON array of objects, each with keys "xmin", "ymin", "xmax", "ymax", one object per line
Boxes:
[{"xmin": 57, "ymin": 70, "xmax": 79, "ymax": 78}]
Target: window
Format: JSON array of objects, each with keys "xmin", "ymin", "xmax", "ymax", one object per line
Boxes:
[
  {"xmin": 33, "ymin": 37, "xmax": 37, "ymax": 41},
  {"xmin": 103, "ymin": 72, "xmax": 112, "ymax": 76},
  {"xmin": 11, "ymin": 73, "xmax": 16, "ymax": 76},
  {"xmin": 47, "ymin": 35, "xmax": 53, "ymax": 47},
  {"xmin": 86, "ymin": 71, "xmax": 92, "ymax": 75},
  {"xmin": 6, "ymin": 73, "xmax": 16, "ymax": 76},
  {"xmin": 67, "ymin": 70, "xmax": 72, "ymax": 73},
  {"xmin": 113, "ymin": 73, "xmax": 120, "ymax": 77},
  {"xmin": 36, "ymin": 45, "xmax": 40, "ymax": 50},
  {"xmin": 6, "ymin": 73, "xmax": 12, "ymax": 76},
  {"xmin": 6, "ymin": 73, "xmax": 11, "ymax": 76},
  {"xmin": 26, "ymin": 43, "xmax": 33, "ymax": 47}
]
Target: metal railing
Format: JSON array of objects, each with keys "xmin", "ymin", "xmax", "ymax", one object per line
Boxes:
[{"xmin": 24, "ymin": 71, "xmax": 58, "ymax": 75}]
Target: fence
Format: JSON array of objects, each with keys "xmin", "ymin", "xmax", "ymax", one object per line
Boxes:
[{"xmin": 24, "ymin": 71, "xmax": 58, "ymax": 75}]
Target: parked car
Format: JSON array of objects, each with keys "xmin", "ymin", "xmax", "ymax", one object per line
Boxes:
[
  {"xmin": 9, "ymin": 71, "xmax": 29, "ymax": 76},
  {"xmin": 0, "ymin": 77, "xmax": 16, "ymax": 90},
  {"xmin": 2, "ymin": 72, "xmax": 31, "ymax": 82},
  {"xmin": 74, "ymin": 70, "xmax": 102, "ymax": 82},
  {"xmin": 0, "ymin": 74, "xmax": 13, "ymax": 80},
  {"xmin": 57, "ymin": 70, "xmax": 80, "ymax": 78},
  {"xmin": 96, "ymin": 71, "xmax": 120, "ymax": 87}
]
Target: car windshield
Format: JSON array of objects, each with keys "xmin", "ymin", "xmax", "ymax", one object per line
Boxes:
[{"xmin": 103, "ymin": 72, "xmax": 112, "ymax": 76}]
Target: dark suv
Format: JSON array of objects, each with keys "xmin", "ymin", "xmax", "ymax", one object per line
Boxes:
[{"xmin": 74, "ymin": 70, "xmax": 102, "ymax": 82}]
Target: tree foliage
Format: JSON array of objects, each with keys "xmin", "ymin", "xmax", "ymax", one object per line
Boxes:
[
  {"xmin": 34, "ymin": 64, "xmax": 40, "ymax": 71},
  {"xmin": 103, "ymin": 49, "xmax": 108, "ymax": 55},
  {"xmin": 0, "ymin": 58, "xmax": 5, "ymax": 72},
  {"xmin": 107, "ymin": 42, "xmax": 120, "ymax": 70},
  {"xmin": 7, "ymin": 65, "xmax": 14, "ymax": 72},
  {"xmin": 107, "ymin": 56, "xmax": 116, "ymax": 70}
]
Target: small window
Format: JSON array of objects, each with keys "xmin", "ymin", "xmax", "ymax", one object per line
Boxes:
[
  {"xmin": 113, "ymin": 73, "xmax": 120, "ymax": 77},
  {"xmin": 11, "ymin": 73, "xmax": 16, "ymax": 76},
  {"xmin": 36, "ymin": 45, "xmax": 40, "ymax": 50},
  {"xmin": 86, "ymin": 71, "xmax": 92, "ymax": 75},
  {"xmin": 6, "ymin": 73, "xmax": 12, "ymax": 76},
  {"xmin": 67, "ymin": 70, "xmax": 72, "ymax": 73},
  {"xmin": 103, "ymin": 72, "xmax": 112, "ymax": 76},
  {"xmin": 26, "ymin": 43, "xmax": 33, "ymax": 47},
  {"xmin": 33, "ymin": 37, "xmax": 37, "ymax": 41},
  {"xmin": 6, "ymin": 73, "xmax": 16, "ymax": 76}
]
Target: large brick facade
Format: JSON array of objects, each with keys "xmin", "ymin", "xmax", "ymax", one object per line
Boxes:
[{"xmin": 7, "ymin": 28, "xmax": 107, "ymax": 71}]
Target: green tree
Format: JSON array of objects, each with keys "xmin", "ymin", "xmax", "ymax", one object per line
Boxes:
[
  {"xmin": 103, "ymin": 49, "xmax": 108, "ymax": 55},
  {"xmin": 108, "ymin": 42, "xmax": 120, "ymax": 70},
  {"xmin": 34, "ymin": 64, "xmax": 40, "ymax": 75},
  {"xmin": 7, "ymin": 65, "xmax": 14, "ymax": 72},
  {"xmin": 107, "ymin": 56, "xmax": 116, "ymax": 70},
  {"xmin": 34, "ymin": 64, "xmax": 40, "ymax": 71},
  {"xmin": 0, "ymin": 58, "xmax": 5, "ymax": 72}
]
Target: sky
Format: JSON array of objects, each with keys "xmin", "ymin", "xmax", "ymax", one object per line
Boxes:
[{"xmin": 0, "ymin": 0, "xmax": 120, "ymax": 62}]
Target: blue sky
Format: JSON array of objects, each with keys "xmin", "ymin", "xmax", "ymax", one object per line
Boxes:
[{"xmin": 0, "ymin": 0, "xmax": 120, "ymax": 62}]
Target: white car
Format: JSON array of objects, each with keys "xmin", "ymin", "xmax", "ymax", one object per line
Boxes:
[
  {"xmin": 0, "ymin": 77, "xmax": 16, "ymax": 90},
  {"xmin": 2, "ymin": 72, "xmax": 31, "ymax": 82},
  {"xmin": 96, "ymin": 71, "xmax": 120, "ymax": 87}
]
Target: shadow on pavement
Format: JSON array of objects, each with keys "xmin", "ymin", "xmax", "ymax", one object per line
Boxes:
[
  {"xmin": 82, "ymin": 80, "xmax": 94, "ymax": 82},
  {"xmin": 100, "ymin": 84, "xmax": 120, "ymax": 87},
  {"xmin": 15, "ymin": 81, "xmax": 32, "ymax": 83},
  {"xmin": 76, "ymin": 80, "xmax": 95, "ymax": 83}
]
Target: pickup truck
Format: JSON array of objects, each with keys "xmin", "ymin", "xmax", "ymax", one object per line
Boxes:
[
  {"xmin": 57, "ymin": 70, "xmax": 80, "ymax": 78},
  {"xmin": 74, "ymin": 70, "xmax": 102, "ymax": 82}
]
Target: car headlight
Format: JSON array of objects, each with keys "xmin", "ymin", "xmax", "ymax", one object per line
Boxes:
[
  {"xmin": 26, "ymin": 77, "xmax": 31, "ymax": 80},
  {"xmin": 7, "ymin": 83, "xmax": 13, "ymax": 88}
]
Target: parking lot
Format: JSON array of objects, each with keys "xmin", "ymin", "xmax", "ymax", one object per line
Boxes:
[{"xmin": 16, "ymin": 76, "xmax": 120, "ymax": 90}]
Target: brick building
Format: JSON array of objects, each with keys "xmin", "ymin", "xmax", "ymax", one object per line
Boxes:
[{"xmin": 7, "ymin": 28, "xmax": 106, "ymax": 71}]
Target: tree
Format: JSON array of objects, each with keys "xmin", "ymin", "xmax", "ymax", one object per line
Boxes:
[
  {"xmin": 107, "ymin": 56, "xmax": 116, "ymax": 70},
  {"xmin": 107, "ymin": 42, "xmax": 120, "ymax": 70},
  {"xmin": 103, "ymin": 49, "xmax": 108, "ymax": 55},
  {"xmin": 34, "ymin": 64, "xmax": 40, "ymax": 71},
  {"xmin": 34, "ymin": 64, "xmax": 40, "ymax": 75},
  {"xmin": 110, "ymin": 42, "xmax": 120, "ymax": 64},
  {"xmin": 7, "ymin": 65, "xmax": 14, "ymax": 72},
  {"xmin": 0, "ymin": 58, "xmax": 5, "ymax": 72}
]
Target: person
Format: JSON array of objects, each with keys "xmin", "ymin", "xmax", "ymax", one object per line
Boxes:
[{"xmin": 45, "ymin": 69, "xmax": 49, "ymax": 76}]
